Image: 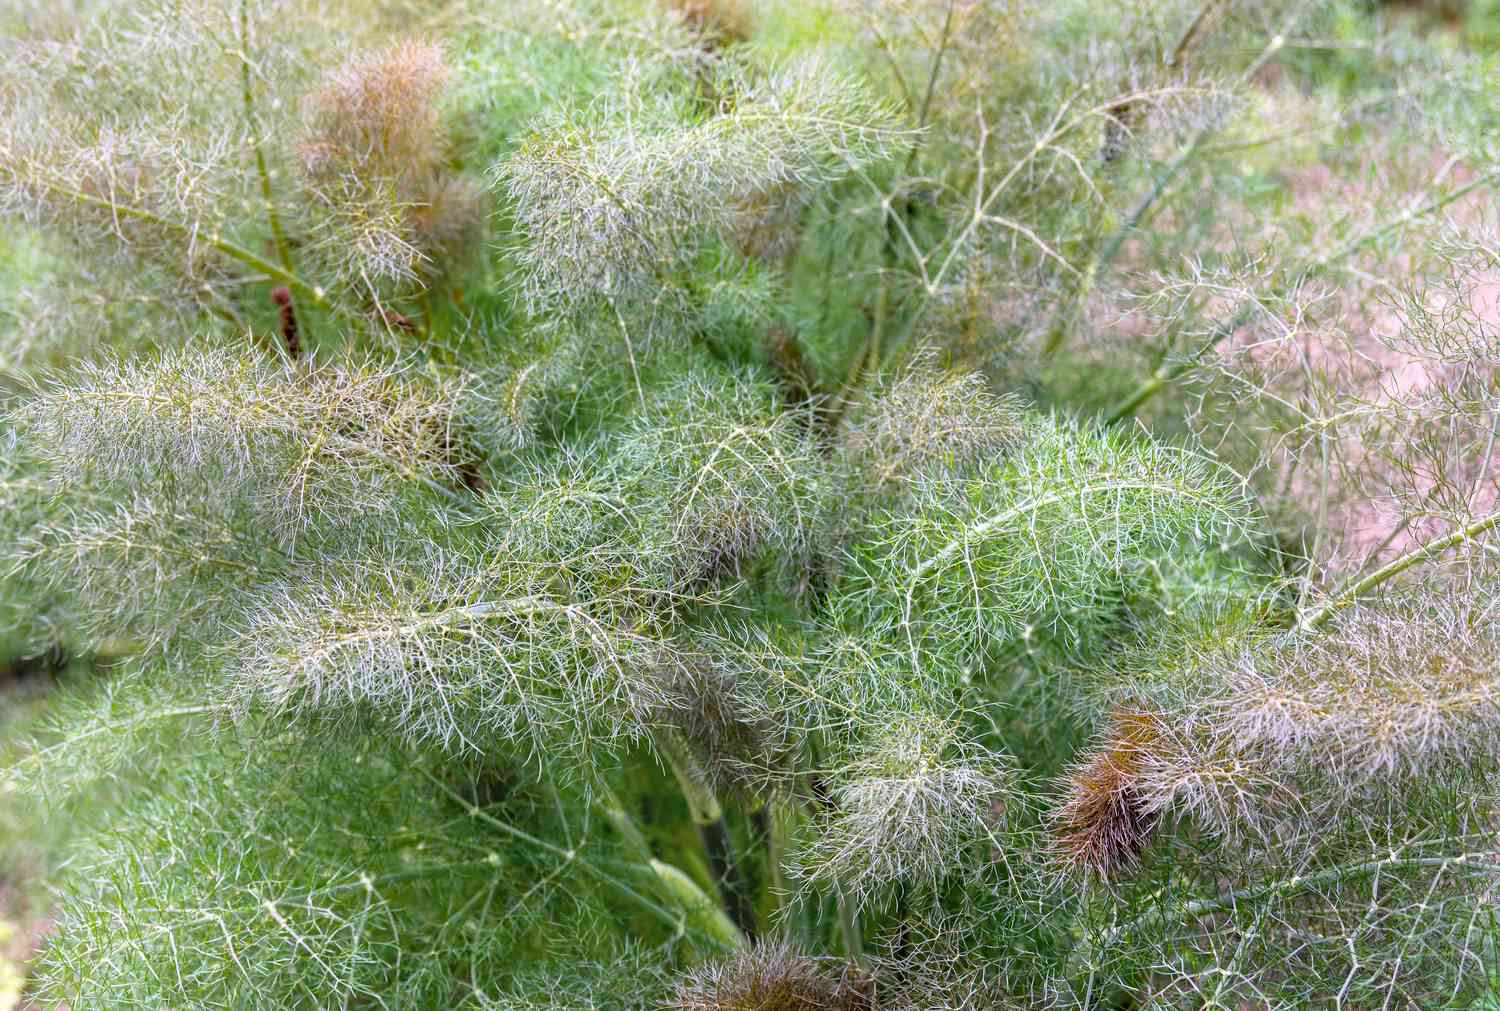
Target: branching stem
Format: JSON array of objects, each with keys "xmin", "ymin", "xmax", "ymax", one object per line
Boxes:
[
  {"xmin": 1103, "ymin": 167, "xmax": 1500, "ymax": 425},
  {"xmin": 1099, "ymin": 848, "xmax": 1497, "ymax": 954},
  {"xmin": 837, "ymin": 1, "xmax": 955, "ymax": 425},
  {"xmin": 1044, "ymin": 22, "xmax": 1291, "ymax": 358},
  {"xmin": 1296, "ymin": 509, "xmax": 1500, "ymax": 631},
  {"xmin": 1073, "ymin": 846, "xmax": 1497, "ymax": 1006}
]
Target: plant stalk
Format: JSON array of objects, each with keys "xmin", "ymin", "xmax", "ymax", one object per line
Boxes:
[
  {"xmin": 1103, "ymin": 167, "xmax": 1500, "ymax": 425},
  {"xmin": 834, "ymin": 1, "xmax": 955, "ymax": 428},
  {"xmin": 420, "ymin": 769, "xmax": 737, "ymax": 949},
  {"xmin": 655, "ymin": 729, "xmax": 758, "ymax": 940},
  {"xmin": 1296, "ymin": 508, "xmax": 1500, "ymax": 632},
  {"xmin": 836, "ymin": 884, "xmax": 866, "ymax": 968},
  {"xmin": 238, "ymin": 0, "xmax": 295, "ymax": 279}
]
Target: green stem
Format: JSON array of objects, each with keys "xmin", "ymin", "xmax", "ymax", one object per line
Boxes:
[
  {"xmin": 914, "ymin": 1, "xmax": 956, "ymax": 132},
  {"xmin": 1043, "ymin": 25, "xmax": 1288, "ymax": 359},
  {"xmin": 1103, "ymin": 167, "xmax": 1500, "ymax": 425},
  {"xmin": 238, "ymin": 0, "xmax": 294, "ymax": 278},
  {"xmin": 594, "ymin": 784, "xmax": 654, "ymax": 859},
  {"xmin": 758, "ymin": 803, "xmax": 789, "ymax": 921},
  {"xmin": 648, "ymin": 858, "xmax": 747, "ymax": 950},
  {"xmin": 699, "ymin": 816, "xmax": 757, "ymax": 941},
  {"xmin": 1295, "ymin": 509, "xmax": 1500, "ymax": 632},
  {"xmin": 1166, "ymin": 1, "xmax": 1220, "ymax": 68},
  {"xmin": 419, "ymin": 769, "xmax": 733, "ymax": 948},
  {"xmin": 837, "ymin": 884, "xmax": 866, "ymax": 968},
  {"xmin": 1102, "ymin": 302, "xmax": 1254, "ymax": 425},
  {"xmin": 823, "ymin": 336, "xmax": 871, "ymax": 436},
  {"xmin": 655, "ymin": 729, "xmax": 757, "ymax": 939},
  {"xmin": 612, "ymin": 301, "xmax": 646, "ymax": 409},
  {"xmin": 594, "ymin": 787, "xmax": 747, "ymax": 951},
  {"xmin": 30, "ymin": 177, "xmax": 348, "ymax": 323},
  {"xmin": 866, "ymin": 281, "xmax": 889, "ymax": 379}
]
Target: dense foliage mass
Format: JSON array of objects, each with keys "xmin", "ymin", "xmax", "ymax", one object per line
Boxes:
[{"xmin": 2, "ymin": 0, "xmax": 1500, "ymax": 1007}]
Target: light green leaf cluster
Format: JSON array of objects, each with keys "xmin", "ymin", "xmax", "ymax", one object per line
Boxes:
[
  {"xmin": 227, "ymin": 545, "xmax": 674, "ymax": 770},
  {"xmin": 1126, "ymin": 590, "xmax": 1500, "ymax": 847},
  {"xmin": 495, "ymin": 55, "xmax": 909, "ymax": 312},
  {"xmin": 832, "ymin": 414, "xmax": 1260, "ymax": 671},
  {"xmin": 790, "ymin": 716, "xmax": 1012, "ymax": 902},
  {"xmin": 15, "ymin": 346, "xmax": 475, "ymax": 530},
  {"xmin": 34, "ymin": 725, "xmax": 682, "ymax": 1009},
  {"xmin": 0, "ymin": 1, "xmax": 323, "ymax": 287}
]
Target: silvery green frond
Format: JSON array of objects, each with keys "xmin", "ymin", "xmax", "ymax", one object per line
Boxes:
[
  {"xmin": 1070, "ymin": 798, "xmax": 1500, "ymax": 1009},
  {"xmin": 14, "ymin": 494, "xmax": 283, "ymax": 652},
  {"xmin": 783, "ymin": 624, "xmax": 963, "ymax": 742},
  {"xmin": 461, "ymin": 353, "xmax": 577, "ymax": 459},
  {"xmin": 793, "ymin": 717, "xmax": 1012, "ymax": 906},
  {"xmin": 1, "ymin": 659, "xmax": 223, "ymax": 805},
  {"xmin": 0, "ymin": 435, "xmax": 74, "ymax": 648},
  {"xmin": 646, "ymin": 644, "xmax": 801, "ymax": 802},
  {"xmin": 605, "ymin": 371, "xmax": 826, "ymax": 593},
  {"xmin": 302, "ymin": 173, "xmax": 432, "ymax": 287},
  {"xmin": 1113, "ymin": 590, "xmax": 1500, "ymax": 852},
  {"xmin": 869, "ymin": 901, "xmax": 1055, "ymax": 1011},
  {"xmin": 494, "ymin": 55, "xmax": 909, "ymax": 313},
  {"xmin": 470, "ymin": 366, "xmax": 826, "ymax": 603},
  {"xmin": 4, "ymin": 1, "xmax": 1498, "ymax": 1007},
  {"xmin": 226, "ymin": 544, "xmax": 676, "ymax": 773},
  {"xmin": 480, "ymin": 447, "xmax": 638, "ymax": 561},
  {"xmin": 13, "ymin": 345, "xmax": 478, "ymax": 531},
  {"xmin": 0, "ymin": 116, "xmax": 241, "ymax": 298},
  {"xmin": 449, "ymin": 0, "xmax": 707, "ymax": 168},
  {"xmin": 1216, "ymin": 594, "xmax": 1500, "ymax": 786},
  {"xmin": 0, "ymin": 1, "xmax": 323, "ymax": 285},
  {"xmin": 836, "ymin": 351, "xmax": 1025, "ymax": 497},
  {"xmin": 0, "ymin": 225, "xmax": 194, "ymax": 381}
]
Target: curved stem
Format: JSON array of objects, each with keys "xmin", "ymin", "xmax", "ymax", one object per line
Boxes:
[
  {"xmin": 699, "ymin": 816, "xmax": 757, "ymax": 941},
  {"xmin": 655, "ymin": 729, "xmax": 758, "ymax": 939},
  {"xmin": 1166, "ymin": 1, "xmax": 1221, "ymax": 68},
  {"xmin": 756, "ymin": 803, "xmax": 789, "ymax": 921}
]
